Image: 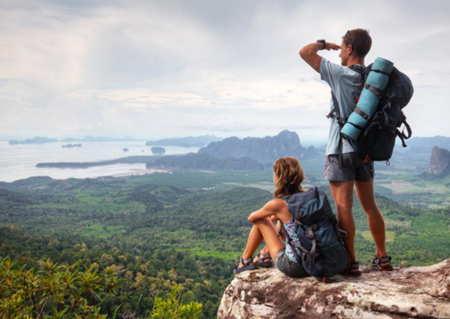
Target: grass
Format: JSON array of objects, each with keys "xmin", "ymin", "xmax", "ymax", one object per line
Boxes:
[
  {"xmin": 178, "ymin": 247, "xmax": 239, "ymax": 261},
  {"xmin": 361, "ymin": 230, "xmax": 395, "ymax": 242},
  {"xmin": 82, "ymin": 224, "xmax": 125, "ymax": 238}
]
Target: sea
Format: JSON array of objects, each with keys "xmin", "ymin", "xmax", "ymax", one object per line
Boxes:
[{"xmin": 0, "ymin": 141, "xmax": 200, "ymax": 183}]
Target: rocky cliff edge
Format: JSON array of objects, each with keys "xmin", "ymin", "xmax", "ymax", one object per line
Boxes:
[{"xmin": 218, "ymin": 258, "xmax": 450, "ymax": 319}]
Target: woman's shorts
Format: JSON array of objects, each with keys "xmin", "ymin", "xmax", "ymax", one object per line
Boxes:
[{"xmin": 275, "ymin": 248, "xmax": 309, "ymax": 278}]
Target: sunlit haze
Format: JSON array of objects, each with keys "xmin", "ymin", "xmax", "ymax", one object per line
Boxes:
[{"xmin": 1, "ymin": 0, "xmax": 448, "ymax": 145}]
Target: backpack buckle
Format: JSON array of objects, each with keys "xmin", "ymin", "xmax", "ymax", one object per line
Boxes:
[{"xmin": 306, "ymin": 227, "xmax": 315, "ymax": 239}]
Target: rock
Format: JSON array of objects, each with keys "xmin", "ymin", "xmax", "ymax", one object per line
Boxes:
[
  {"xmin": 198, "ymin": 130, "xmax": 306, "ymax": 162},
  {"xmin": 426, "ymin": 146, "xmax": 450, "ymax": 178},
  {"xmin": 218, "ymin": 258, "xmax": 450, "ymax": 319}
]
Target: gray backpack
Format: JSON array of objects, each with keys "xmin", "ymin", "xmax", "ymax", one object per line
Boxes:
[{"xmin": 281, "ymin": 187, "xmax": 348, "ymax": 281}]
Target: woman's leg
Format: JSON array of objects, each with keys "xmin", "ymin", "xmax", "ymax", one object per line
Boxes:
[
  {"xmin": 240, "ymin": 217, "xmax": 284, "ymax": 267},
  {"xmin": 254, "ymin": 220, "xmax": 284, "ymax": 263}
]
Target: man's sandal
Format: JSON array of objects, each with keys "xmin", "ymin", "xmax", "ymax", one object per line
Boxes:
[
  {"xmin": 234, "ymin": 256, "xmax": 258, "ymax": 274},
  {"xmin": 254, "ymin": 253, "xmax": 274, "ymax": 268},
  {"xmin": 341, "ymin": 261, "xmax": 362, "ymax": 277},
  {"xmin": 372, "ymin": 255, "xmax": 394, "ymax": 271}
]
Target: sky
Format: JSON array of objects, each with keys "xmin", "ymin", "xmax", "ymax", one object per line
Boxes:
[{"xmin": 0, "ymin": 0, "xmax": 449, "ymax": 145}]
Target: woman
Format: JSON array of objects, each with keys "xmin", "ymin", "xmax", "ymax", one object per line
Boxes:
[{"xmin": 234, "ymin": 157, "xmax": 309, "ymax": 278}]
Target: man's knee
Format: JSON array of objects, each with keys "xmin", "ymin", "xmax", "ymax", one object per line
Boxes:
[
  {"xmin": 361, "ymin": 202, "xmax": 381, "ymax": 216},
  {"xmin": 335, "ymin": 203, "xmax": 353, "ymax": 214}
]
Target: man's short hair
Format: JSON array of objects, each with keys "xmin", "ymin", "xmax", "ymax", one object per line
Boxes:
[{"xmin": 343, "ymin": 29, "xmax": 372, "ymax": 58}]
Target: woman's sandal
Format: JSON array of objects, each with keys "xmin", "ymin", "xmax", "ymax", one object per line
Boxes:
[
  {"xmin": 372, "ymin": 255, "xmax": 394, "ymax": 271},
  {"xmin": 234, "ymin": 256, "xmax": 258, "ymax": 274},
  {"xmin": 341, "ymin": 261, "xmax": 362, "ymax": 277},
  {"xmin": 254, "ymin": 253, "xmax": 274, "ymax": 268}
]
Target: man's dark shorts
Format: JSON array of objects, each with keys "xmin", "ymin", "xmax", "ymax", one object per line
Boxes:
[
  {"xmin": 325, "ymin": 152, "xmax": 374, "ymax": 182},
  {"xmin": 275, "ymin": 248, "xmax": 309, "ymax": 278}
]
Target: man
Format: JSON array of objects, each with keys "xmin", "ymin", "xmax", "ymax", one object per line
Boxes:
[{"xmin": 300, "ymin": 29, "xmax": 393, "ymax": 276}]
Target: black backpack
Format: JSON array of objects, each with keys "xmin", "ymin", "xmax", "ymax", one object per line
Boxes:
[
  {"xmin": 280, "ymin": 187, "xmax": 348, "ymax": 281},
  {"xmin": 328, "ymin": 64, "xmax": 414, "ymax": 165}
]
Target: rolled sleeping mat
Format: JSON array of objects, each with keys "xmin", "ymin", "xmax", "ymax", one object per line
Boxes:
[{"xmin": 341, "ymin": 57, "xmax": 394, "ymax": 141}]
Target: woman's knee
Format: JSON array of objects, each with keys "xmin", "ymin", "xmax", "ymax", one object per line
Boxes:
[{"xmin": 254, "ymin": 217, "xmax": 273, "ymax": 225}]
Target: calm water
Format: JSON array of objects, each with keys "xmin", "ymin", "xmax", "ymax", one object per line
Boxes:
[{"xmin": 0, "ymin": 141, "xmax": 200, "ymax": 182}]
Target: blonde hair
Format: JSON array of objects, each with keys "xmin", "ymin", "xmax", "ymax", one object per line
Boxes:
[{"xmin": 273, "ymin": 157, "xmax": 305, "ymax": 198}]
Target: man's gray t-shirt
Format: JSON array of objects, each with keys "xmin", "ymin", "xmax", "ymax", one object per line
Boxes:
[{"xmin": 320, "ymin": 58, "xmax": 364, "ymax": 155}]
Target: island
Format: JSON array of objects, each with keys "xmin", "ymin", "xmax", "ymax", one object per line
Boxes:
[
  {"xmin": 36, "ymin": 156, "xmax": 160, "ymax": 169},
  {"xmin": 62, "ymin": 143, "xmax": 82, "ymax": 148},
  {"xmin": 151, "ymin": 147, "xmax": 166, "ymax": 155},
  {"xmin": 9, "ymin": 137, "xmax": 58, "ymax": 145}
]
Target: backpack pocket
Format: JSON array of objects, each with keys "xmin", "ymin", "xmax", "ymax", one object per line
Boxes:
[{"xmin": 320, "ymin": 241, "xmax": 348, "ymax": 277}]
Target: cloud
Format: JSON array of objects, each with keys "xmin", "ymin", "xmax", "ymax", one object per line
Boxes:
[{"xmin": 0, "ymin": 0, "xmax": 449, "ymax": 140}]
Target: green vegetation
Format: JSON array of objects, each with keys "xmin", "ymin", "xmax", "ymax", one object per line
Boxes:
[
  {"xmin": 0, "ymin": 257, "xmax": 119, "ymax": 318},
  {"xmin": 0, "ymin": 257, "xmax": 201, "ymax": 319},
  {"xmin": 0, "ymin": 166, "xmax": 449, "ymax": 318}
]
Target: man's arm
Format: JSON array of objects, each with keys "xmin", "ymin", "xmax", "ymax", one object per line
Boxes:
[{"xmin": 299, "ymin": 42, "xmax": 340, "ymax": 73}]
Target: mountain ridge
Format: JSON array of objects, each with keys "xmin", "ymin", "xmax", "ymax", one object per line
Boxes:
[{"xmin": 198, "ymin": 130, "xmax": 314, "ymax": 162}]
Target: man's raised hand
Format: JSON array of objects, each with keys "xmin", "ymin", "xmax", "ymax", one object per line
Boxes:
[{"xmin": 326, "ymin": 43, "xmax": 341, "ymax": 51}]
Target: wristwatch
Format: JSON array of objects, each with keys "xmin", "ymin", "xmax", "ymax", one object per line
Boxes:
[{"xmin": 317, "ymin": 39, "xmax": 326, "ymax": 50}]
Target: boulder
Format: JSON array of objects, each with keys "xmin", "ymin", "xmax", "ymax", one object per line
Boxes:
[{"xmin": 218, "ymin": 258, "xmax": 450, "ymax": 319}]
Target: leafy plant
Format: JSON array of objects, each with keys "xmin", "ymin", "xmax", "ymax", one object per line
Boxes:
[{"xmin": 0, "ymin": 257, "xmax": 118, "ymax": 319}]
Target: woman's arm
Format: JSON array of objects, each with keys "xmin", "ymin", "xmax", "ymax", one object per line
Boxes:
[{"xmin": 248, "ymin": 199, "xmax": 285, "ymax": 223}]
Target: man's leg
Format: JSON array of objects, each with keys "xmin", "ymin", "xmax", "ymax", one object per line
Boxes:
[
  {"xmin": 354, "ymin": 180, "xmax": 389, "ymax": 261},
  {"xmin": 329, "ymin": 180, "xmax": 356, "ymax": 263}
]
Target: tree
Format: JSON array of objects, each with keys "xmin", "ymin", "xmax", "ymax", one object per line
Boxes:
[
  {"xmin": 151, "ymin": 283, "xmax": 202, "ymax": 319},
  {"xmin": 0, "ymin": 257, "xmax": 119, "ymax": 319}
]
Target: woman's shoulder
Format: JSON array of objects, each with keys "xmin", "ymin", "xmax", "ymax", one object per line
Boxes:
[{"xmin": 266, "ymin": 198, "xmax": 288, "ymax": 211}]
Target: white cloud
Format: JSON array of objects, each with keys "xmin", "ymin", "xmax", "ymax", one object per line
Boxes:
[{"xmin": 0, "ymin": 0, "xmax": 449, "ymax": 140}]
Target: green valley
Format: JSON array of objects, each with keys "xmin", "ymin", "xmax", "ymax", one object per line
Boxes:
[{"xmin": 1, "ymin": 165, "xmax": 449, "ymax": 318}]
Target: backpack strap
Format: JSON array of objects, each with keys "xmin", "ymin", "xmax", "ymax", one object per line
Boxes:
[
  {"xmin": 278, "ymin": 197, "xmax": 314, "ymax": 264},
  {"xmin": 353, "ymin": 106, "xmax": 370, "ymax": 121},
  {"xmin": 326, "ymin": 92, "xmax": 347, "ymax": 126},
  {"xmin": 326, "ymin": 92, "xmax": 345, "ymax": 171},
  {"xmin": 326, "ymin": 62, "xmax": 365, "ymax": 122},
  {"xmin": 327, "ymin": 65, "xmax": 366, "ymax": 171},
  {"xmin": 329, "ymin": 215, "xmax": 347, "ymax": 246},
  {"xmin": 396, "ymin": 112, "xmax": 412, "ymax": 147},
  {"xmin": 279, "ymin": 196, "xmax": 322, "ymax": 264},
  {"xmin": 363, "ymin": 83, "xmax": 384, "ymax": 99}
]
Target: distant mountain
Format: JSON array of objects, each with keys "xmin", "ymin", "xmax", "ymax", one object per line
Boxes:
[
  {"xmin": 424, "ymin": 146, "xmax": 450, "ymax": 179},
  {"xmin": 404, "ymin": 136, "xmax": 450, "ymax": 154},
  {"xmin": 61, "ymin": 136, "xmax": 143, "ymax": 142},
  {"xmin": 9, "ymin": 137, "xmax": 58, "ymax": 145},
  {"xmin": 145, "ymin": 135, "xmax": 222, "ymax": 147},
  {"xmin": 197, "ymin": 130, "xmax": 310, "ymax": 162},
  {"xmin": 146, "ymin": 153, "xmax": 267, "ymax": 170}
]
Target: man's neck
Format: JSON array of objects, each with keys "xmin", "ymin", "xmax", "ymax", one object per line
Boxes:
[{"xmin": 347, "ymin": 56, "xmax": 365, "ymax": 67}]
